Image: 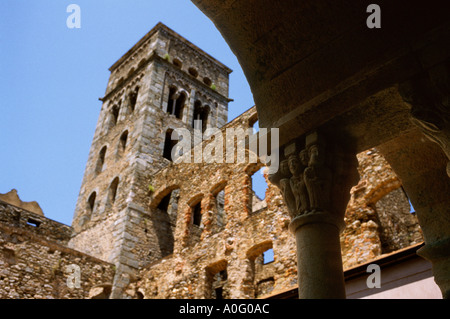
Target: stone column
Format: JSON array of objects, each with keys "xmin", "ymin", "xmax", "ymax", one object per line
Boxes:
[
  {"xmin": 269, "ymin": 131, "xmax": 359, "ymax": 298},
  {"xmin": 397, "ymin": 66, "xmax": 450, "ymax": 298}
]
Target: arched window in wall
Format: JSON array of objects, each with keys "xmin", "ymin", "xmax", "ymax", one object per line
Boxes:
[
  {"xmin": 192, "ymin": 201, "xmax": 202, "ymax": 227},
  {"xmin": 108, "ymin": 177, "xmax": 119, "ymax": 206},
  {"xmin": 152, "ymin": 189, "xmax": 179, "ymax": 258},
  {"xmin": 95, "ymin": 146, "xmax": 107, "ymax": 174},
  {"xmin": 87, "ymin": 191, "xmax": 97, "ymax": 215},
  {"xmin": 119, "ymin": 130, "xmax": 128, "ymax": 154}
]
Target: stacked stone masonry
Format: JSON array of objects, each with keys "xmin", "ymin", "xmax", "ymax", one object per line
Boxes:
[{"xmin": 0, "ymin": 201, "xmax": 115, "ymax": 299}]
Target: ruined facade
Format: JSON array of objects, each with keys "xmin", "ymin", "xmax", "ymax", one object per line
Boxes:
[{"xmin": 0, "ymin": 22, "xmax": 437, "ymax": 299}]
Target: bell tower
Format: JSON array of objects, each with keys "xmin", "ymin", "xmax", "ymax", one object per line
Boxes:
[{"xmin": 68, "ymin": 22, "xmax": 232, "ymax": 297}]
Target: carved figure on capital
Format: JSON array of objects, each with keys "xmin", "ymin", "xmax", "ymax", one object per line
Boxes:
[{"xmin": 304, "ymin": 135, "xmax": 332, "ymax": 214}]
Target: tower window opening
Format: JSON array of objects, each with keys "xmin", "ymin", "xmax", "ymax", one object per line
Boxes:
[
  {"xmin": 96, "ymin": 146, "xmax": 107, "ymax": 173},
  {"xmin": 87, "ymin": 192, "xmax": 97, "ymax": 215},
  {"xmin": 109, "ymin": 177, "xmax": 119, "ymax": 205},
  {"xmin": 174, "ymin": 92, "xmax": 186, "ymax": 120}
]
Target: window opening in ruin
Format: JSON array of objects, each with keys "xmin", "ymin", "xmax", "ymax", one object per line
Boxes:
[
  {"xmin": 109, "ymin": 177, "xmax": 119, "ymax": 205},
  {"xmin": 27, "ymin": 218, "xmax": 41, "ymax": 228},
  {"xmin": 263, "ymin": 248, "xmax": 274, "ymax": 264},
  {"xmin": 192, "ymin": 201, "xmax": 202, "ymax": 226},
  {"xmin": 163, "ymin": 129, "xmax": 178, "ymax": 161},
  {"xmin": 154, "ymin": 190, "xmax": 177, "ymax": 258},
  {"xmin": 157, "ymin": 192, "xmax": 171, "ymax": 212},
  {"xmin": 96, "ymin": 146, "xmax": 107, "ymax": 173},
  {"xmin": 250, "ymin": 168, "xmax": 268, "ymax": 213},
  {"xmin": 207, "ymin": 265, "xmax": 228, "ymax": 299}
]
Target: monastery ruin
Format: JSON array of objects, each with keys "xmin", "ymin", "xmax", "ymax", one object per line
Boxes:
[{"xmin": 0, "ymin": 20, "xmax": 446, "ymax": 299}]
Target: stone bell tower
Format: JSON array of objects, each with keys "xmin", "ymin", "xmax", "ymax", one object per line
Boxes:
[{"xmin": 68, "ymin": 22, "xmax": 232, "ymax": 297}]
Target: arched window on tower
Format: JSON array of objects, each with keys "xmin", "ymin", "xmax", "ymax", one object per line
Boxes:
[
  {"xmin": 87, "ymin": 191, "xmax": 97, "ymax": 216},
  {"xmin": 108, "ymin": 177, "xmax": 120, "ymax": 206},
  {"xmin": 174, "ymin": 91, "xmax": 186, "ymax": 120},
  {"xmin": 95, "ymin": 146, "xmax": 107, "ymax": 174},
  {"xmin": 119, "ymin": 130, "xmax": 128, "ymax": 154}
]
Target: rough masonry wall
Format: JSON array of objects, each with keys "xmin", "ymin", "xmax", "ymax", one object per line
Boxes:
[
  {"xmin": 0, "ymin": 201, "xmax": 115, "ymax": 299},
  {"xmin": 121, "ymin": 108, "xmax": 424, "ymax": 299}
]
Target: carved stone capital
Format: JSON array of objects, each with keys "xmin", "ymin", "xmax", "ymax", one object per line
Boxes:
[
  {"xmin": 399, "ymin": 65, "xmax": 450, "ymax": 177},
  {"xmin": 269, "ymin": 131, "xmax": 359, "ymax": 232}
]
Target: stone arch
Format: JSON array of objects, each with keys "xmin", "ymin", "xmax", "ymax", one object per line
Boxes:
[
  {"xmin": 246, "ymin": 240, "xmax": 273, "ymax": 260},
  {"xmin": 244, "ymin": 240, "xmax": 274, "ymax": 298},
  {"xmin": 150, "ymin": 184, "xmax": 181, "ymax": 210},
  {"xmin": 204, "ymin": 259, "xmax": 228, "ymax": 299}
]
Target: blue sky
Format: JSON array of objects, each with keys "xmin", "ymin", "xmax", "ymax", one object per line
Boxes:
[{"xmin": 0, "ymin": 0, "xmax": 264, "ymax": 226}]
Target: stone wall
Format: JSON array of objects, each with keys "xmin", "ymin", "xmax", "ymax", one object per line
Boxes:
[
  {"xmin": 0, "ymin": 201, "xmax": 115, "ymax": 299},
  {"xmin": 117, "ymin": 107, "xmax": 424, "ymax": 299}
]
